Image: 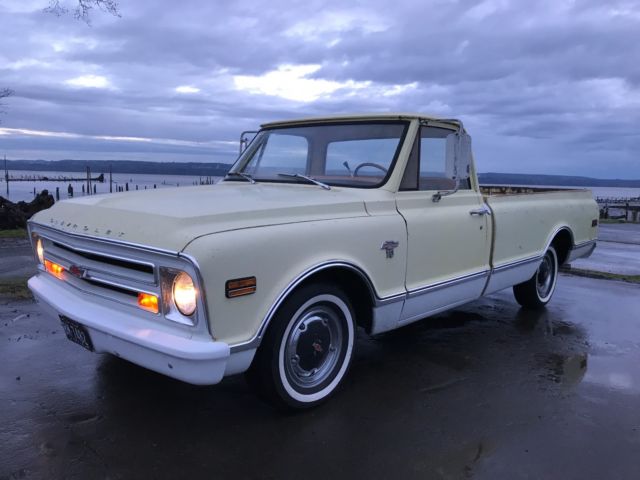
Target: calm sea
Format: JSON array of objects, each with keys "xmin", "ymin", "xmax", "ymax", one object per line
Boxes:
[
  {"xmin": 2, "ymin": 170, "xmax": 639, "ymax": 203},
  {"xmin": 2, "ymin": 170, "xmax": 222, "ymax": 203}
]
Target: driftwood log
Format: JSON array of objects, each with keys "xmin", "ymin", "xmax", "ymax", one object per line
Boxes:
[{"xmin": 0, "ymin": 190, "xmax": 55, "ymax": 229}]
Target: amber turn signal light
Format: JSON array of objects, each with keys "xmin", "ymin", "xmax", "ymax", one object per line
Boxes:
[
  {"xmin": 44, "ymin": 260, "xmax": 65, "ymax": 279},
  {"xmin": 225, "ymin": 276, "xmax": 256, "ymax": 298},
  {"xmin": 138, "ymin": 292, "xmax": 159, "ymax": 314}
]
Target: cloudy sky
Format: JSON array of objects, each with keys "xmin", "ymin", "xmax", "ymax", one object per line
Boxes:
[{"xmin": 1, "ymin": 0, "xmax": 639, "ymax": 178}]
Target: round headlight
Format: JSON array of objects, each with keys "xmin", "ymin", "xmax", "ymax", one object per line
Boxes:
[
  {"xmin": 36, "ymin": 238, "xmax": 45, "ymax": 265},
  {"xmin": 172, "ymin": 272, "xmax": 197, "ymax": 316}
]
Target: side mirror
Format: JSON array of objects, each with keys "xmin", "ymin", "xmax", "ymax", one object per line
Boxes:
[
  {"xmin": 239, "ymin": 130, "xmax": 259, "ymax": 154},
  {"xmin": 444, "ymin": 132, "xmax": 471, "ymax": 182},
  {"xmin": 457, "ymin": 132, "xmax": 472, "ymax": 181},
  {"xmin": 434, "ymin": 131, "xmax": 472, "ymax": 202}
]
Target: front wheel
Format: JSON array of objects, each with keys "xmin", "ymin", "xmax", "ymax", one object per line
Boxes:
[
  {"xmin": 513, "ymin": 245, "xmax": 559, "ymax": 309},
  {"xmin": 247, "ymin": 283, "xmax": 356, "ymax": 409}
]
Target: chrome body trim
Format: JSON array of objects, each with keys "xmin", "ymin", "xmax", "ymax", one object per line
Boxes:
[
  {"xmin": 491, "ymin": 254, "xmax": 542, "ymax": 273},
  {"xmin": 400, "ymin": 271, "xmax": 489, "ymax": 325},
  {"xmin": 544, "ymin": 226, "xmax": 574, "ymax": 259},
  {"xmin": 482, "ymin": 255, "xmax": 543, "ymax": 296},
  {"xmin": 229, "ymin": 261, "xmax": 386, "ymax": 352},
  {"xmin": 28, "ymin": 221, "xmax": 180, "ymax": 257},
  {"xmin": 376, "ymin": 292, "xmax": 406, "ymax": 306},
  {"xmin": 567, "ymin": 240, "xmax": 597, "ymax": 263},
  {"xmin": 406, "ymin": 270, "xmax": 489, "ymax": 298},
  {"xmin": 371, "ymin": 300, "xmax": 405, "ymax": 335},
  {"xmin": 178, "ymin": 252, "xmax": 214, "ymax": 338}
]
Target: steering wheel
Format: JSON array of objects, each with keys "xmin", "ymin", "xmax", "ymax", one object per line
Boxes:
[{"xmin": 353, "ymin": 162, "xmax": 388, "ymax": 177}]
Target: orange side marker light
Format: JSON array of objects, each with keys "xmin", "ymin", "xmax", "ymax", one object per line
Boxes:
[
  {"xmin": 44, "ymin": 260, "xmax": 65, "ymax": 279},
  {"xmin": 138, "ymin": 292, "xmax": 159, "ymax": 314}
]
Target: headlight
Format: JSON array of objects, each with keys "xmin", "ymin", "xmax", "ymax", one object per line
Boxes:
[
  {"xmin": 36, "ymin": 237, "xmax": 45, "ymax": 264},
  {"xmin": 172, "ymin": 271, "xmax": 197, "ymax": 316}
]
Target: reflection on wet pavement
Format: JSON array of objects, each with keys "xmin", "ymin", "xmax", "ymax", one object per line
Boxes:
[{"xmin": 1, "ymin": 274, "xmax": 640, "ymax": 479}]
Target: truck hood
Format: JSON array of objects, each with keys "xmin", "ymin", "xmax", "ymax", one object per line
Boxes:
[{"xmin": 30, "ymin": 182, "xmax": 369, "ymax": 252}]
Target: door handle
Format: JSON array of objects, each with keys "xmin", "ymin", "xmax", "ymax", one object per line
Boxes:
[{"xmin": 469, "ymin": 205, "xmax": 492, "ymax": 216}]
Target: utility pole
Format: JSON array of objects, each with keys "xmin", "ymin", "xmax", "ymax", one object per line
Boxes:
[
  {"xmin": 109, "ymin": 164, "xmax": 113, "ymax": 193},
  {"xmin": 4, "ymin": 155, "xmax": 8, "ymax": 197}
]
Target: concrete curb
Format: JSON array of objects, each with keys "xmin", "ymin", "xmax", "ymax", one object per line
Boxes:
[{"xmin": 560, "ymin": 266, "xmax": 640, "ymax": 284}]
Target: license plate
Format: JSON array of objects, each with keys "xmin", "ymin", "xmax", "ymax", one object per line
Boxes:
[{"xmin": 60, "ymin": 316, "xmax": 93, "ymax": 351}]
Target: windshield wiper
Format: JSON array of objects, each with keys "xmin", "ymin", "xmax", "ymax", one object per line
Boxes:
[
  {"xmin": 225, "ymin": 171, "xmax": 256, "ymax": 184},
  {"xmin": 277, "ymin": 173, "xmax": 331, "ymax": 190}
]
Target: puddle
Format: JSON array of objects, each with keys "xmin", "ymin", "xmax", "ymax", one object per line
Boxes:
[
  {"xmin": 582, "ymin": 353, "xmax": 640, "ymax": 394},
  {"xmin": 539, "ymin": 352, "xmax": 588, "ymax": 387}
]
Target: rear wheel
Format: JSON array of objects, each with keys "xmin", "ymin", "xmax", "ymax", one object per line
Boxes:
[
  {"xmin": 513, "ymin": 246, "xmax": 559, "ymax": 309},
  {"xmin": 247, "ymin": 283, "xmax": 356, "ymax": 409}
]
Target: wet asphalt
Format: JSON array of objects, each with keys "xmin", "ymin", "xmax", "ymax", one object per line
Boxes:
[{"xmin": 1, "ymin": 274, "xmax": 639, "ymax": 479}]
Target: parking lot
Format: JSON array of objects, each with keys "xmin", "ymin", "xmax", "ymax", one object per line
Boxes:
[{"xmin": 1, "ymin": 274, "xmax": 639, "ymax": 479}]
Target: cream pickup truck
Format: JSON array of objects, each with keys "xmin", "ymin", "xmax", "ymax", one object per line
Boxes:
[{"xmin": 27, "ymin": 114, "xmax": 598, "ymax": 408}]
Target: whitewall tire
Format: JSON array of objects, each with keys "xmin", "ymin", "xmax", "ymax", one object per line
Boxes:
[{"xmin": 247, "ymin": 283, "xmax": 356, "ymax": 409}]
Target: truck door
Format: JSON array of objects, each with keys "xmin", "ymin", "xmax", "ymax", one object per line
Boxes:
[{"xmin": 395, "ymin": 125, "xmax": 491, "ymax": 325}]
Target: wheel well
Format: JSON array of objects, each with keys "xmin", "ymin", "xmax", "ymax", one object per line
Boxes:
[
  {"xmin": 294, "ymin": 267, "xmax": 375, "ymax": 333},
  {"xmin": 551, "ymin": 229, "xmax": 572, "ymax": 265}
]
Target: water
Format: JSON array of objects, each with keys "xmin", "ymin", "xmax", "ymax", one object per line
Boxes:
[
  {"xmin": 2, "ymin": 170, "xmax": 639, "ymax": 203},
  {"xmin": 588, "ymin": 187, "xmax": 640, "ymax": 201},
  {"xmin": 2, "ymin": 170, "xmax": 222, "ymax": 203}
]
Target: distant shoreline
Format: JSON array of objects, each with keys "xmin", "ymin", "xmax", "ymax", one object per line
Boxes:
[
  {"xmin": 3, "ymin": 160, "xmax": 640, "ymax": 188},
  {"xmin": 4, "ymin": 159, "xmax": 232, "ymax": 178}
]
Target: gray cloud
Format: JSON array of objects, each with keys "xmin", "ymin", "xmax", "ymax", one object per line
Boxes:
[{"xmin": 1, "ymin": 0, "xmax": 639, "ymax": 177}]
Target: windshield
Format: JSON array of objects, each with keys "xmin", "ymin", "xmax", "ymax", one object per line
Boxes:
[{"xmin": 229, "ymin": 122, "xmax": 408, "ymax": 188}]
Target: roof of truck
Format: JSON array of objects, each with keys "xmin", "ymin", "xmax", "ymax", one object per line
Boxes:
[{"xmin": 261, "ymin": 113, "xmax": 460, "ymax": 128}]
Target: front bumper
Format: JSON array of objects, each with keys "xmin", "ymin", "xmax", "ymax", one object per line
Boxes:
[{"xmin": 29, "ymin": 273, "xmax": 232, "ymax": 385}]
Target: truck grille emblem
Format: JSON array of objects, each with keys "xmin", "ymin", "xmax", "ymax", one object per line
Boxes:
[{"xmin": 69, "ymin": 265, "xmax": 87, "ymax": 278}]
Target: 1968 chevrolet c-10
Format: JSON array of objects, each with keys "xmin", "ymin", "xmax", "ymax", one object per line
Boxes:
[{"xmin": 28, "ymin": 113, "xmax": 598, "ymax": 408}]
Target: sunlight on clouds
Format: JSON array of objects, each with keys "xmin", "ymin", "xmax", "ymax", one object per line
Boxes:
[
  {"xmin": 65, "ymin": 74, "xmax": 111, "ymax": 89},
  {"xmin": 0, "ymin": 128, "xmax": 78, "ymax": 138},
  {"xmin": 0, "ymin": 127, "xmax": 235, "ymax": 149},
  {"xmin": 175, "ymin": 85, "xmax": 201, "ymax": 94},
  {"xmin": 464, "ymin": 0, "xmax": 510, "ymax": 21},
  {"xmin": 234, "ymin": 64, "xmax": 370, "ymax": 102},
  {"xmin": 382, "ymin": 82, "xmax": 418, "ymax": 97},
  {"xmin": 52, "ymin": 37, "xmax": 99, "ymax": 53},
  {"xmin": 285, "ymin": 10, "xmax": 389, "ymax": 39},
  {"xmin": 234, "ymin": 65, "xmax": 423, "ymax": 103},
  {"xmin": 6, "ymin": 59, "xmax": 52, "ymax": 70}
]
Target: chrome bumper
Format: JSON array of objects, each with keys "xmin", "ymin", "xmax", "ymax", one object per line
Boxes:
[{"xmin": 29, "ymin": 273, "xmax": 234, "ymax": 385}]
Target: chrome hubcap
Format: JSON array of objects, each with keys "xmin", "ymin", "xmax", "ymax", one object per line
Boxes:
[
  {"xmin": 536, "ymin": 251, "xmax": 555, "ymax": 299},
  {"xmin": 284, "ymin": 305, "xmax": 343, "ymax": 390}
]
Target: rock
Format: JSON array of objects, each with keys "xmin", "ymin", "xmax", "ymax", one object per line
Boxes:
[{"xmin": 0, "ymin": 190, "xmax": 55, "ymax": 229}]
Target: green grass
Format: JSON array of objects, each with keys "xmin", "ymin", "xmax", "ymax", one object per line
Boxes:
[
  {"xmin": 598, "ymin": 218, "xmax": 640, "ymax": 224},
  {"xmin": 0, "ymin": 228, "xmax": 27, "ymax": 239},
  {"xmin": 0, "ymin": 278, "xmax": 32, "ymax": 299},
  {"xmin": 562, "ymin": 267, "xmax": 640, "ymax": 284}
]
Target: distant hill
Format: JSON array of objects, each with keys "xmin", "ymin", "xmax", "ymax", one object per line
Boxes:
[
  {"xmin": 478, "ymin": 172, "xmax": 640, "ymax": 188},
  {"xmin": 4, "ymin": 160, "xmax": 640, "ymax": 187},
  {"xmin": 4, "ymin": 159, "xmax": 233, "ymax": 177}
]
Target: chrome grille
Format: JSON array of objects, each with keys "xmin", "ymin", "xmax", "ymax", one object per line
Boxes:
[
  {"xmin": 34, "ymin": 227, "xmax": 162, "ymax": 311},
  {"xmin": 28, "ymin": 221, "xmax": 211, "ymax": 333}
]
